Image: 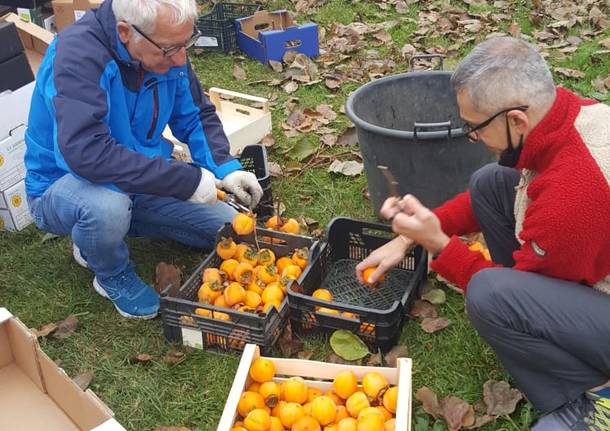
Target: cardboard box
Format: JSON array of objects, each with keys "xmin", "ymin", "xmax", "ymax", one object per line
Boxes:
[
  {"xmin": 218, "ymin": 344, "xmax": 413, "ymax": 431},
  {"xmin": 0, "ymin": 126, "xmax": 27, "ymax": 191},
  {"xmin": 1, "ymin": 12, "xmax": 54, "ymax": 74},
  {"xmin": 236, "ymin": 10, "xmax": 319, "ymax": 64},
  {"xmin": 0, "ymin": 308, "xmax": 126, "ymax": 430},
  {"xmin": 0, "ymin": 81, "xmax": 35, "ymax": 139},
  {"xmin": 0, "ymin": 180, "xmax": 32, "ymax": 231},
  {"xmin": 52, "ymin": 0, "xmax": 103, "ymax": 31}
]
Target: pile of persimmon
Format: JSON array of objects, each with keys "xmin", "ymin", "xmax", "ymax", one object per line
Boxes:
[
  {"xmin": 232, "ymin": 358, "xmax": 399, "ymax": 431},
  {"xmin": 304, "ymin": 289, "xmax": 376, "ymax": 336},
  {"xmin": 195, "ymin": 236, "xmax": 310, "ymax": 320},
  {"xmin": 264, "ymin": 215, "xmax": 301, "ymax": 235}
]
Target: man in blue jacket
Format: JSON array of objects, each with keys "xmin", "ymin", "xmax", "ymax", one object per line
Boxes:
[{"xmin": 24, "ymin": 0, "xmax": 263, "ymax": 319}]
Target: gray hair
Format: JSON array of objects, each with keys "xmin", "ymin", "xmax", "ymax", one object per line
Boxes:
[
  {"xmin": 451, "ymin": 37, "xmax": 556, "ymax": 114},
  {"xmin": 112, "ymin": 0, "xmax": 197, "ymax": 35}
]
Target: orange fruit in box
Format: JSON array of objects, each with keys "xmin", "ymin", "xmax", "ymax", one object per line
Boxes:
[
  {"xmin": 234, "ymin": 262, "xmax": 255, "ymax": 285},
  {"xmin": 276, "ymin": 256, "xmax": 293, "ymax": 275},
  {"xmin": 283, "ymin": 377, "xmax": 308, "ymax": 404},
  {"xmin": 261, "ymin": 284, "xmax": 284, "ymax": 304},
  {"xmin": 263, "ymin": 300, "xmax": 282, "ymax": 313},
  {"xmin": 376, "ymin": 407, "xmax": 392, "ymax": 422},
  {"xmin": 280, "ymin": 218, "xmax": 300, "ymax": 234},
  {"xmin": 245, "ymin": 291, "xmax": 262, "ymax": 309},
  {"xmin": 202, "ymin": 267, "xmax": 224, "ymax": 284},
  {"xmin": 383, "ymin": 419, "xmax": 395, "ymax": 431},
  {"xmin": 269, "ymin": 416, "xmax": 284, "ymax": 431},
  {"xmin": 259, "ymin": 381, "xmax": 281, "ymax": 408},
  {"xmin": 292, "ymin": 416, "xmax": 321, "ymax": 431},
  {"xmin": 346, "ymin": 392, "xmax": 369, "ymax": 418},
  {"xmin": 312, "ymin": 289, "xmax": 333, "ymax": 302},
  {"xmin": 224, "ymin": 282, "xmax": 246, "ymax": 307},
  {"xmin": 220, "ymin": 259, "xmax": 239, "ymax": 280},
  {"xmin": 258, "ymin": 248, "xmax": 276, "ymax": 265},
  {"xmin": 307, "ymin": 387, "xmax": 323, "ymax": 403},
  {"xmin": 335, "ymin": 406, "xmax": 350, "ymax": 423},
  {"xmin": 258, "ymin": 264, "xmax": 279, "ymax": 284},
  {"xmin": 292, "ymin": 248, "xmax": 309, "ymax": 270},
  {"xmin": 250, "ymin": 358, "xmax": 275, "ymax": 383},
  {"xmin": 362, "ymin": 373, "xmax": 388, "ymax": 400},
  {"xmin": 357, "ymin": 408, "xmax": 385, "ymax": 422},
  {"xmin": 248, "ymin": 279, "xmax": 266, "ymax": 296},
  {"xmin": 214, "ymin": 295, "xmax": 228, "ymax": 308},
  {"xmin": 217, "ymin": 237, "xmax": 237, "ymax": 260},
  {"xmin": 279, "ymin": 402, "xmax": 305, "ymax": 428},
  {"xmin": 281, "ymin": 264, "xmax": 302, "ymax": 281},
  {"xmin": 382, "ymin": 387, "xmax": 398, "ymax": 414},
  {"xmin": 356, "ymin": 413, "xmax": 384, "ymax": 431},
  {"xmin": 326, "ymin": 390, "xmax": 345, "ymax": 406},
  {"xmin": 333, "ymin": 371, "xmax": 358, "ymax": 400},
  {"xmin": 240, "ymin": 247, "xmax": 260, "ymax": 266},
  {"xmin": 337, "ymin": 418, "xmax": 357, "ymax": 431},
  {"xmin": 238, "ymin": 391, "xmax": 266, "ymax": 418},
  {"xmin": 311, "ymin": 396, "xmax": 337, "ymax": 426},
  {"xmin": 244, "ymin": 408, "xmax": 271, "ymax": 431},
  {"xmin": 233, "ymin": 213, "xmax": 256, "ymax": 236},
  {"xmin": 265, "ymin": 215, "xmax": 282, "ymax": 230}
]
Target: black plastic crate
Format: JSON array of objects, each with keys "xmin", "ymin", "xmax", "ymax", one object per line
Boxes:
[
  {"xmin": 160, "ymin": 223, "xmax": 317, "ymax": 354},
  {"xmin": 238, "ymin": 144, "xmax": 273, "ymax": 220},
  {"xmin": 288, "ymin": 217, "xmax": 427, "ymax": 352},
  {"xmin": 196, "ymin": 2, "xmax": 262, "ymax": 53}
]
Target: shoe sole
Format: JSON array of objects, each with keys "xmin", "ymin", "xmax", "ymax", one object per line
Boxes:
[
  {"xmin": 72, "ymin": 244, "xmax": 89, "ymax": 269},
  {"xmin": 92, "ymin": 277, "xmax": 158, "ymax": 320}
]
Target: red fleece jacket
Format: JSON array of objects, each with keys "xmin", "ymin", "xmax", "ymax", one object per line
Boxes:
[{"xmin": 430, "ymin": 88, "xmax": 610, "ymax": 292}]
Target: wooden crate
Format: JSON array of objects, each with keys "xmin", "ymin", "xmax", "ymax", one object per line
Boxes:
[
  {"xmin": 164, "ymin": 87, "xmax": 272, "ymax": 156},
  {"xmin": 217, "ymin": 344, "xmax": 412, "ymax": 431}
]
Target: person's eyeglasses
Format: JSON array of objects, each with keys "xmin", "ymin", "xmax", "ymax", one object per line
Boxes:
[
  {"xmin": 131, "ymin": 24, "xmax": 201, "ymax": 57},
  {"xmin": 462, "ymin": 105, "xmax": 529, "ymax": 142}
]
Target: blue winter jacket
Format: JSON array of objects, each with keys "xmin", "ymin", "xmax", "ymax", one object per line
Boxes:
[{"xmin": 24, "ymin": 0, "xmax": 241, "ymax": 200}]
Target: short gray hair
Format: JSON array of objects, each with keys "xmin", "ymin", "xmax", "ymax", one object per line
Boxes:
[
  {"xmin": 451, "ymin": 37, "xmax": 556, "ymax": 114},
  {"xmin": 112, "ymin": 0, "xmax": 197, "ymax": 35}
]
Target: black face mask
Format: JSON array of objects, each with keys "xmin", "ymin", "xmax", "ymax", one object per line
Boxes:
[{"xmin": 498, "ymin": 134, "xmax": 524, "ymax": 168}]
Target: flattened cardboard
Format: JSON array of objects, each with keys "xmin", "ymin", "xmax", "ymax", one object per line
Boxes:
[
  {"xmin": 0, "ymin": 309, "xmax": 126, "ymax": 430},
  {"xmin": 0, "ymin": 81, "xmax": 35, "ymax": 140}
]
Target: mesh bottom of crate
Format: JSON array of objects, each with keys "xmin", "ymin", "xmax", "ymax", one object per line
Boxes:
[{"xmin": 321, "ymin": 259, "xmax": 418, "ymax": 310}]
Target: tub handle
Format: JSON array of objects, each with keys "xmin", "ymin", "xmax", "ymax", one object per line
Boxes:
[
  {"xmin": 413, "ymin": 121, "xmax": 452, "ymax": 139},
  {"xmin": 409, "ymin": 54, "xmax": 445, "ymax": 71}
]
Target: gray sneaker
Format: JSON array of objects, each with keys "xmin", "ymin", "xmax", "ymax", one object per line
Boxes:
[
  {"xmin": 531, "ymin": 392, "xmax": 610, "ymax": 431},
  {"xmin": 73, "ymin": 243, "xmax": 89, "ymax": 269}
]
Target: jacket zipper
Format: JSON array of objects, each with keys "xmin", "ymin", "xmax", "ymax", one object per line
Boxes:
[{"xmin": 147, "ymin": 84, "xmax": 159, "ymax": 140}]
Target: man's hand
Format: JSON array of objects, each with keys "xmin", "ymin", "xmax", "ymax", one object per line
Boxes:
[
  {"xmin": 220, "ymin": 170, "xmax": 263, "ymax": 209},
  {"xmin": 381, "ymin": 194, "xmax": 449, "ymax": 256},
  {"xmin": 188, "ymin": 168, "xmax": 217, "ymax": 205},
  {"xmin": 356, "ymin": 235, "xmax": 413, "ymax": 284}
]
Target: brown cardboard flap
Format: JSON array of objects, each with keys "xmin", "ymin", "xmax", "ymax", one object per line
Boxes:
[
  {"xmin": 39, "ymin": 350, "xmax": 112, "ymax": 430},
  {"xmin": 52, "ymin": 0, "xmax": 75, "ymax": 32},
  {"xmin": 6, "ymin": 316, "xmax": 45, "ymax": 392},
  {"xmin": 0, "ymin": 363, "xmax": 80, "ymax": 430},
  {"xmin": 239, "ymin": 10, "xmax": 295, "ymax": 40},
  {"xmin": 0, "ymin": 322, "xmax": 13, "ymax": 368}
]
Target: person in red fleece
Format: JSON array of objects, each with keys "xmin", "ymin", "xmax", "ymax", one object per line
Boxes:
[{"xmin": 357, "ymin": 36, "xmax": 610, "ymax": 430}]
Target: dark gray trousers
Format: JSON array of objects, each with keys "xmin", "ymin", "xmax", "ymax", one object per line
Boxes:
[{"xmin": 465, "ymin": 163, "xmax": 610, "ymax": 412}]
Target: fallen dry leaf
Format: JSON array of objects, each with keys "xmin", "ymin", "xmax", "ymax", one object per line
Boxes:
[
  {"xmin": 163, "ymin": 350, "xmax": 187, "ymax": 366},
  {"xmin": 401, "ymin": 43, "xmax": 417, "ymax": 59},
  {"xmin": 421, "ymin": 317, "xmax": 451, "ymax": 333},
  {"xmin": 409, "ymin": 300, "xmax": 438, "ymax": 319},
  {"xmin": 232, "ymin": 64, "xmax": 247, "ymax": 81},
  {"xmin": 283, "ymin": 81, "xmax": 299, "ymax": 93},
  {"xmin": 261, "ymin": 134, "xmax": 275, "ymax": 147},
  {"xmin": 320, "ymin": 134, "xmax": 338, "ymax": 147},
  {"xmin": 337, "ymin": 127, "xmax": 358, "ymax": 146},
  {"xmin": 483, "ymin": 380, "xmax": 523, "ymax": 417},
  {"xmin": 315, "ymin": 104, "xmax": 337, "ymax": 121},
  {"xmin": 600, "ymin": 38, "xmax": 610, "ymax": 50},
  {"xmin": 555, "ymin": 67, "xmax": 586, "ymax": 78},
  {"xmin": 73, "ymin": 370, "xmax": 94, "ymax": 391},
  {"xmin": 268, "ymin": 161, "xmax": 283, "ymax": 177},
  {"xmin": 33, "ymin": 322, "xmax": 58, "ymax": 338},
  {"xmin": 278, "ymin": 324, "xmax": 304, "ymax": 357},
  {"xmin": 269, "ymin": 60, "xmax": 283, "ymax": 73},
  {"xmin": 328, "ymin": 160, "xmax": 364, "ymax": 176},
  {"xmin": 129, "ymin": 353, "xmax": 153, "ymax": 364},
  {"xmin": 297, "ymin": 351, "xmax": 314, "ymax": 360},
  {"xmin": 53, "ymin": 315, "xmax": 79, "ymax": 340},
  {"xmin": 416, "ymin": 387, "xmax": 441, "ymax": 419},
  {"xmin": 441, "ymin": 396, "xmax": 475, "ymax": 431},
  {"xmin": 384, "ymin": 344, "xmax": 409, "ymax": 367},
  {"xmin": 155, "ymin": 262, "xmax": 181, "ymax": 294}
]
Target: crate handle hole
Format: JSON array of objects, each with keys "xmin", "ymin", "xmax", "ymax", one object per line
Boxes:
[
  {"xmin": 254, "ymin": 23, "xmax": 270, "ymax": 31},
  {"xmin": 285, "ymin": 39, "xmax": 302, "ymax": 48},
  {"xmin": 235, "ymin": 108, "xmax": 251, "ymax": 116}
]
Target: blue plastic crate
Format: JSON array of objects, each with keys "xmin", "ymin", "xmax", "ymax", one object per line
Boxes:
[{"xmin": 236, "ymin": 10, "xmax": 319, "ymax": 64}]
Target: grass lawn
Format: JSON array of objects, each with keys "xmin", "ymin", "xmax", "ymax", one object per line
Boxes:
[{"xmin": 1, "ymin": 0, "xmax": 608, "ymax": 430}]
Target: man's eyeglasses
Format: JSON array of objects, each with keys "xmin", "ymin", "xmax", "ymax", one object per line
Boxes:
[
  {"xmin": 132, "ymin": 24, "xmax": 201, "ymax": 57},
  {"xmin": 462, "ymin": 105, "xmax": 529, "ymax": 142}
]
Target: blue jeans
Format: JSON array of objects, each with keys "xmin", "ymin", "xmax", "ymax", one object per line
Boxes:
[{"xmin": 28, "ymin": 174, "xmax": 236, "ymax": 278}]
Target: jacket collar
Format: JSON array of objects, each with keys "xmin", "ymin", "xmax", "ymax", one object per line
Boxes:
[{"xmin": 516, "ymin": 87, "xmax": 586, "ymax": 172}]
